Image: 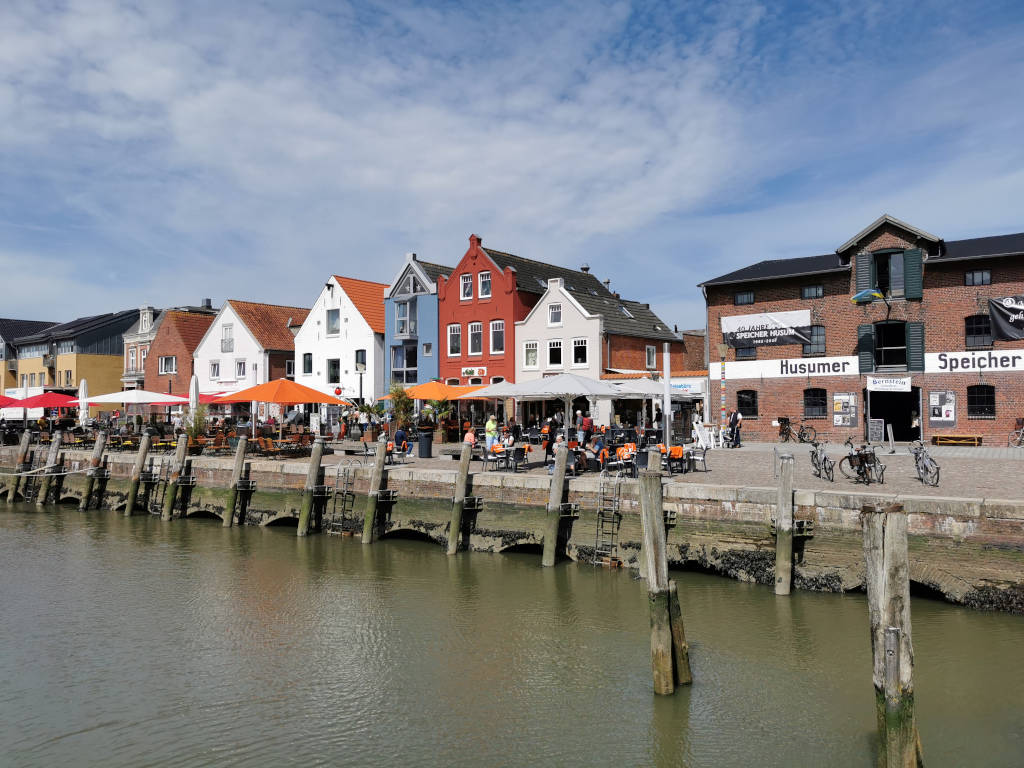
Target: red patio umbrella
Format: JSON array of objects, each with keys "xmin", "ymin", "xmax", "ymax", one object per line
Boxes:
[
  {"xmin": 11, "ymin": 392, "xmax": 79, "ymax": 409},
  {"xmin": 0, "ymin": 395, "xmax": 18, "ymax": 408}
]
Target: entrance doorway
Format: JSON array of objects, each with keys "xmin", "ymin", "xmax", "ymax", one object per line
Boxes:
[{"xmin": 866, "ymin": 386, "xmax": 922, "ymax": 441}]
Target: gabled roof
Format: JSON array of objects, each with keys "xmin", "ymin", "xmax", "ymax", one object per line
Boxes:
[
  {"xmin": 416, "ymin": 260, "xmax": 452, "ymax": 284},
  {"xmin": 160, "ymin": 310, "xmax": 216, "ymax": 353},
  {"xmin": 935, "ymin": 231, "xmax": 1024, "ymax": 262},
  {"xmin": 227, "ymin": 300, "xmax": 309, "ymax": 351},
  {"xmin": 481, "ymin": 247, "xmax": 613, "ymax": 296},
  {"xmin": 333, "ymin": 276, "xmax": 389, "ymax": 334},
  {"xmin": 13, "ymin": 309, "xmax": 139, "ymax": 344},
  {"xmin": 0, "ymin": 318, "xmax": 57, "ymax": 344},
  {"xmin": 699, "ymin": 254, "xmax": 848, "ymax": 287},
  {"xmin": 836, "ymin": 214, "xmax": 940, "ymax": 254}
]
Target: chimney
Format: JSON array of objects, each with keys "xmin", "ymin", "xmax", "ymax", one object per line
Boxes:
[
  {"xmin": 580, "ymin": 263, "xmax": 590, "ymax": 273},
  {"xmin": 674, "ymin": 324, "xmax": 679, "ymax": 333},
  {"xmin": 202, "ymin": 298, "xmax": 212, "ymax": 309},
  {"xmin": 603, "ymin": 279, "xmax": 611, "ymax": 290}
]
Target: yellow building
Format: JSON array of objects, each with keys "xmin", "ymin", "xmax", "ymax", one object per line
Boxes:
[{"xmin": 1, "ymin": 318, "xmax": 57, "ymax": 392}]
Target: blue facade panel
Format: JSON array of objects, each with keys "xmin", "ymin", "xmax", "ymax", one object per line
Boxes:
[{"xmin": 384, "ymin": 294, "xmax": 439, "ymax": 386}]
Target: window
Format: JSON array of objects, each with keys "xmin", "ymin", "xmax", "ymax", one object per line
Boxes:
[
  {"xmin": 460, "ymin": 274, "xmax": 473, "ymax": 300},
  {"xmin": 210, "ymin": 361, "xmax": 220, "ymax": 379},
  {"xmin": 448, "ymin": 324, "xmax": 461, "ymax": 356},
  {"xmin": 645, "ymin": 345, "xmax": 656, "ymax": 369},
  {"xmin": 803, "ymin": 325, "xmax": 826, "ymax": 356},
  {"xmin": 221, "ymin": 324, "xmax": 234, "ymax": 352},
  {"xmin": 801, "ymin": 284, "xmax": 824, "ymax": 299},
  {"xmin": 737, "ymin": 390, "xmax": 758, "ymax": 418},
  {"xmin": 965, "ymin": 269, "xmax": 991, "ymax": 286},
  {"xmin": 446, "ymin": 378, "xmax": 460, "ymax": 386},
  {"xmin": 422, "ymin": 343, "xmax": 432, "ymax": 357},
  {"xmin": 967, "ymin": 385, "xmax": 995, "ymax": 419},
  {"xmin": 734, "ymin": 291, "xmax": 754, "ymax": 305},
  {"xmin": 469, "ymin": 377, "xmax": 483, "ymax": 385},
  {"xmin": 326, "ymin": 309, "xmax": 340, "ymax": 336},
  {"xmin": 285, "ymin": 360, "xmax": 294, "ymax": 377},
  {"xmin": 56, "ymin": 340, "xmax": 75, "ymax": 354},
  {"xmin": 302, "ymin": 353, "xmax": 312, "ymax": 374},
  {"xmin": 490, "ymin": 320, "xmax": 505, "ymax": 354},
  {"xmin": 29, "ymin": 373, "xmax": 36, "ymax": 387},
  {"xmin": 20, "ymin": 374, "xmax": 27, "ymax": 387},
  {"xmin": 735, "ymin": 347, "xmax": 756, "ymax": 360},
  {"xmin": 803, "ymin": 388, "xmax": 828, "ymax": 419},
  {"xmin": 128, "ymin": 347, "xmax": 136, "ymax": 371},
  {"xmin": 548, "ymin": 303, "xmax": 562, "ymax": 326},
  {"xmin": 874, "ymin": 252, "xmax": 905, "ymax": 298},
  {"xmin": 619, "ymin": 305, "xmax": 633, "ymax": 318},
  {"xmin": 524, "ymin": 341, "xmax": 538, "ymax": 368},
  {"xmin": 573, "ymin": 338, "xmax": 588, "ymax": 366},
  {"xmin": 391, "ymin": 345, "xmax": 417, "ymax": 384},
  {"xmin": 965, "ymin": 315, "xmax": 993, "ymax": 348},
  {"xmin": 874, "ymin": 322, "xmax": 907, "ymax": 369},
  {"xmin": 548, "ymin": 339, "xmax": 562, "ymax": 366},
  {"xmin": 479, "ymin": 271, "xmax": 492, "ymax": 298},
  {"xmin": 491, "ymin": 376, "xmax": 505, "ymax": 384},
  {"xmin": 355, "ymin": 349, "xmax": 366, "ymax": 371},
  {"xmin": 64, "ymin": 370, "xmax": 72, "ymax": 386},
  {"xmin": 327, "ymin": 358, "xmax": 340, "ymax": 383},
  {"xmin": 159, "ymin": 356, "xmax": 177, "ymax": 374},
  {"xmin": 468, "ymin": 322, "xmax": 483, "ymax": 355},
  {"xmin": 396, "ymin": 302, "xmax": 408, "ymax": 335},
  {"xmin": 234, "ymin": 359, "xmax": 245, "ymax": 378}
]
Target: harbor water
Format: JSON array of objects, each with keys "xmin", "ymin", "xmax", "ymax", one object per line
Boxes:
[{"xmin": 0, "ymin": 504, "xmax": 1021, "ymax": 767}]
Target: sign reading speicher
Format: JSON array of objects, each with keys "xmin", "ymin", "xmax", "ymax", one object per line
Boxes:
[{"xmin": 720, "ymin": 310, "xmax": 812, "ymax": 348}]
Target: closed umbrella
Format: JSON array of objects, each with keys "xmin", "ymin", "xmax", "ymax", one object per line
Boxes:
[
  {"xmin": 78, "ymin": 379, "xmax": 89, "ymax": 427},
  {"xmin": 189, "ymin": 375, "xmax": 200, "ymax": 414}
]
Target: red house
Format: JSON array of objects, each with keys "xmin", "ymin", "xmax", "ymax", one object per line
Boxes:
[{"xmin": 437, "ymin": 234, "xmax": 615, "ymax": 385}]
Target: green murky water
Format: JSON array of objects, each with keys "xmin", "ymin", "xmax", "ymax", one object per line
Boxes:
[{"xmin": 0, "ymin": 505, "xmax": 1021, "ymax": 767}]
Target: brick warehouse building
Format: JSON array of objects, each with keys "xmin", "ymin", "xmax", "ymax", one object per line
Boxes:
[{"xmin": 699, "ymin": 215, "xmax": 1024, "ymax": 444}]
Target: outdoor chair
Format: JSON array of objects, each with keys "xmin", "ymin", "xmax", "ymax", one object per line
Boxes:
[
  {"xmin": 690, "ymin": 446, "xmax": 708, "ymax": 472},
  {"xmin": 484, "ymin": 446, "xmax": 505, "ymax": 471},
  {"xmin": 507, "ymin": 446, "xmax": 527, "ymax": 472}
]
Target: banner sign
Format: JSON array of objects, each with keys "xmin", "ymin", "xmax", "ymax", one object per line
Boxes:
[
  {"xmin": 867, "ymin": 375, "xmax": 911, "ymax": 392},
  {"xmin": 709, "ymin": 355, "xmax": 857, "ymax": 380},
  {"xmin": 989, "ymin": 296, "xmax": 1024, "ymax": 340},
  {"xmin": 925, "ymin": 350, "xmax": 1024, "ymax": 373},
  {"xmin": 720, "ymin": 310, "xmax": 811, "ymax": 348}
]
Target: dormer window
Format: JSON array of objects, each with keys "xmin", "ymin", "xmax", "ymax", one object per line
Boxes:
[
  {"xmin": 460, "ymin": 274, "xmax": 473, "ymax": 300},
  {"xmin": 479, "ymin": 271, "xmax": 492, "ymax": 299}
]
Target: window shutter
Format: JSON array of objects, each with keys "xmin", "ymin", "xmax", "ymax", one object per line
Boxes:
[
  {"xmin": 907, "ymin": 322, "xmax": 925, "ymax": 371},
  {"xmin": 855, "ymin": 252, "xmax": 872, "ymax": 291},
  {"xmin": 903, "ymin": 249, "xmax": 923, "ymax": 300},
  {"xmin": 858, "ymin": 324, "xmax": 874, "ymax": 373}
]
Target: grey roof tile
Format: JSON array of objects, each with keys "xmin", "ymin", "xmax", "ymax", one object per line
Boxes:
[{"xmin": 482, "ymin": 248, "xmax": 613, "ymax": 296}]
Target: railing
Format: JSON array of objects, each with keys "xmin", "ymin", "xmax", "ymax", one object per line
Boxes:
[
  {"xmin": 42, "ymin": 354, "xmax": 55, "ymax": 368},
  {"xmin": 122, "ymin": 368, "xmax": 144, "ymax": 377},
  {"xmin": 221, "ymin": 339, "xmax": 234, "ymax": 353},
  {"xmin": 6, "ymin": 359, "xmax": 16, "ymax": 373}
]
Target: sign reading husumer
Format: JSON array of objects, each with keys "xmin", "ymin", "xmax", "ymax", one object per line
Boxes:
[{"xmin": 720, "ymin": 310, "xmax": 812, "ymax": 348}]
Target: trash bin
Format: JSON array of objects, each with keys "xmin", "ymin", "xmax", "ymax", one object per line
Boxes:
[{"xmin": 418, "ymin": 428, "xmax": 433, "ymax": 459}]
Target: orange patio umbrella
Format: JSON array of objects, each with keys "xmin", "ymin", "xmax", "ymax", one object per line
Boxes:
[
  {"xmin": 212, "ymin": 379, "xmax": 353, "ymax": 406},
  {"xmin": 380, "ymin": 381, "xmax": 487, "ymax": 401}
]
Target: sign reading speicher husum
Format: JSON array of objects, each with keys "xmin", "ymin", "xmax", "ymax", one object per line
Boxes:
[{"xmin": 720, "ymin": 310, "xmax": 812, "ymax": 348}]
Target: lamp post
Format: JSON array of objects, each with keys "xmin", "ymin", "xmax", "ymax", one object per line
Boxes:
[{"xmin": 717, "ymin": 342, "xmax": 729, "ymax": 431}]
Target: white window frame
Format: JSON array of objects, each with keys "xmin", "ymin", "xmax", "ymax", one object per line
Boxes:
[
  {"xmin": 422, "ymin": 342, "xmax": 432, "ymax": 357},
  {"xmin": 141, "ymin": 348, "xmax": 148, "ymax": 367},
  {"xmin": 447, "ymin": 324, "xmax": 461, "ymax": 356},
  {"xmin": 395, "ymin": 301, "xmax": 409, "ymax": 335},
  {"xmin": 222, "ymin": 324, "xmax": 233, "ymax": 340},
  {"xmin": 210, "ymin": 360, "xmax": 220, "ymax": 379},
  {"xmin": 489, "ymin": 320, "xmax": 505, "ymax": 354},
  {"xmin": 548, "ymin": 339, "xmax": 563, "ymax": 368},
  {"xmin": 468, "ymin": 322, "xmax": 483, "ymax": 356},
  {"xmin": 159, "ymin": 355, "xmax": 177, "ymax": 374},
  {"xmin": 548, "ymin": 303, "xmax": 562, "ymax": 327},
  {"xmin": 478, "ymin": 271, "xmax": 492, "ymax": 299},
  {"xmin": 523, "ymin": 340, "xmax": 539, "ymax": 369},
  {"xmin": 645, "ymin": 345, "xmax": 656, "ymax": 369},
  {"xmin": 285, "ymin": 360, "xmax": 295, "ymax": 377},
  {"xmin": 326, "ymin": 308, "xmax": 340, "ymax": 336},
  {"xmin": 302, "ymin": 353, "xmax": 312, "ymax": 375},
  {"xmin": 127, "ymin": 347, "xmax": 136, "ymax": 371},
  {"xmin": 235, "ymin": 359, "xmax": 246, "ymax": 378},
  {"xmin": 469, "ymin": 377, "xmax": 483, "ymax": 385},
  {"xmin": 326, "ymin": 358, "xmax": 341, "ymax": 384},
  {"xmin": 572, "ymin": 338, "xmax": 588, "ymax": 368},
  {"xmin": 460, "ymin": 274, "xmax": 473, "ymax": 300}
]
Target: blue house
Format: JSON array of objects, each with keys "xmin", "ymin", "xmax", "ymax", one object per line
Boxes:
[{"xmin": 383, "ymin": 253, "xmax": 453, "ymax": 386}]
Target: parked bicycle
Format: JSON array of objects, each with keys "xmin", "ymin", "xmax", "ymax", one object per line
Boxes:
[
  {"xmin": 809, "ymin": 440, "xmax": 834, "ymax": 482},
  {"xmin": 1009, "ymin": 417, "xmax": 1024, "ymax": 448},
  {"xmin": 778, "ymin": 416, "xmax": 816, "ymax": 443},
  {"xmin": 839, "ymin": 437, "xmax": 885, "ymax": 484},
  {"xmin": 909, "ymin": 440, "xmax": 940, "ymax": 486}
]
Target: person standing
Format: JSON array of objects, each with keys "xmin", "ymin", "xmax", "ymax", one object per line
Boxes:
[
  {"xmin": 730, "ymin": 407, "xmax": 743, "ymax": 448},
  {"xmin": 484, "ymin": 414, "xmax": 498, "ymax": 453}
]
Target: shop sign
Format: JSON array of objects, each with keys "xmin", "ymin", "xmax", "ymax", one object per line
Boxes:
[
  {"xmin": 928, "ymin": 390, "xmax": 956, "ymax": 427},
  {"xmin": 866, "ymin": 375, "xmax": 911, "ymax": 392},
  {"xmin": 461, "ymin": 366, "xmax": 487, "ymax": 377},
  {"xmin": 710, "ymin": 355, "xmax": 857, "ymax": 380},
  {"xmin": 671, "ymin": 380, "xmax": 704, "ymax": 394},
  {"xmin": 868, "ymin": 418, "xmax": 885, "ymax": 443},
  {"xmin": 926, "ymin": 350, "xmax": 1024, "ymax": 373},
  {"xmin": 720, "ymin": 310, "xmax": 812, "ymax": 347},
  {"xmin": 989, "ymin": 296, "xmax": 1024, "ymax": 340}
]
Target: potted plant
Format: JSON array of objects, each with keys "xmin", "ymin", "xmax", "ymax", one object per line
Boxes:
[
  {"xmin": 357, "ymin": 401, "xmax": 386, "ymax": 442},
  {"xmin": 426, "ymin": 398, "xmax": 455, "ymax": 442}
]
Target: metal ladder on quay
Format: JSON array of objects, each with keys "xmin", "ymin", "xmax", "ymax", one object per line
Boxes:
[
  {"xmin": 326, "ymin": 461, "xmax": 357, "ymax": 534},
  {"xmin": 19, "ymin": 450, "xmax": 43, "ymax": 503},
  {"xmin": 593, "ymin": 471, "xmax": 624, "ymax": 566}
]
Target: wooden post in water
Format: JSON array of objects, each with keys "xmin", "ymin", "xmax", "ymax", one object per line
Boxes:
[
  {"xmin": 124, "ymin": 433, "xmax": 152, "ymax": 516},
  {"xmin": 297, "ymin": 437, "xmax": 326, "ymax": 537},
  {"xmin": 79, "ymin": 431, "xmax": 108, "ymax": 511},
  {"xmin": 639, "ymin": 458, "xmax": 692, "ymax": 694},
  {"xmin": 774, "ymin": 453, "xmax": 794, "ymax": 595},
  {"xmin": 541, "ymin": 444, "xmax": 569, "ymax": 567},
  {"xmin": 361, "ymin": 436, "xmax": 389, "ymax": 544},
  {"xmin": 7, "ymin": 430, "xmax": 33, "ymax": 503},
  {"xmin": 447, "ymin": 442, "xmax": 473, "ymax": 555},
  {"xmin": 161, "ymin": 435, "xmax": 190, "ymax": 521},
  {"xmin": 36, "ymin": 431, "xmax": 63, "ymax": 507},
  {"xmin": 862, "ymin": 503, "xmax": 923, "ymax": 768},
  {"xmin": 223, "ymin": 436, "xmax": 248, "ymax": 527}
]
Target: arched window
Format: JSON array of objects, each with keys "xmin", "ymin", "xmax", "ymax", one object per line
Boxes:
[
  {"xmin": 803, "ymin": 388, "xmax": 827, "ymax": 419},
  {"xmin": 965, "ymin": 315, "xmax": 992, "ymax": 348},
  {"xmin": 967, "ymin": 385, "xmax": 995, "ymax": 419},
  {"xmin": 736, "ymin": 390, "xmax": 758, "ymax": 418}
]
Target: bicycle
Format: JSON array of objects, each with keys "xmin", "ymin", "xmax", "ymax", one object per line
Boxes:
[
  {"xmin": 778, "ymin": 417, "xmax": 817, "ymax": 444},
  {"xmin": 809, "ymin": 440, "xmax": 834, "ymax": 482},
  {"xmin": 909, "ymin": 440, "xmax": 940, "ymax": 487},
  {"xmin": 839, "ymin": 437, "xmax": 885, "ymax": 485},
  {"xmin": 1009, "ymin": 418, "xmax": 1024, "ymax": 448}
]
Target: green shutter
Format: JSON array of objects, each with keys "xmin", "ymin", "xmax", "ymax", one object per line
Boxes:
[
  {"xmin": 903, "ymin": 249, "xmax": 923, "ymax": 300},
  {"xmin": 907, "ymin": 322, "xmax": 925, "ymax": 371},
  {"xmin": 855, "ymin": 252, "xmax": 872, "ymax": 291},
  {"xmin": 858, "ymin": 324, "xmax": 874, "ymax": 373}
]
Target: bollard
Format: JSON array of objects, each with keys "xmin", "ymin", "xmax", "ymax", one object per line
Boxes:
[
  {"xmin": 447, "ymin": 442, "xmax": 474, "ymax": 555},
  {"xmin": 361, "ymin": 436, "xmax": 389, "ymax": 544},
  {"xmin": 124, "ymin": 433, "xmax": 152, "ymax": 516},
  {"xmin": 36, "ymin": 431, "xmax": 63, "ymax": 507},
  {"xmin": 297, "ymin": 437, "xmax": 326, "ymax": 537},
  {"xmin": 162, "ymin": 436, "xmax": 190, "ymax": 521},
  {"xmin": 862, "ymin": 503, "xmax": 923, "ymax": 768},
  {"xmin": 7, "ymin": 430, "xmax": 33, "ymax": 503},
  {"xmin": 774, "ymin": 454, "xmax": 794, "ymax": 595},
  {"xmin": 541, "ymin": 444, "xmax": 569, "ymax": 567},
  {"xmin": 223, "ymin": 436, "xmax": 248, "ymax": 527},
  {"xmin": 79, "ymin": 431, "xmax": 108, "ymax": 511}
]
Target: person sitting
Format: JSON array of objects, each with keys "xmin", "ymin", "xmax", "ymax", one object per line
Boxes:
[{"xmin": 394, "ymin": 425, "xmax": 409, "ymax": 456}]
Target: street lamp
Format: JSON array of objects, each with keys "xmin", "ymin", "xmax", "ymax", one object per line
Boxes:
[{"xmin": 716, "ymin": 342, "xmax": 729, "ymax": 432}]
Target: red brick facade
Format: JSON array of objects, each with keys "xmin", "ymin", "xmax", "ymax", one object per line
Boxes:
[
  {"xmin": 706, "ymin": 220, "xmax": 1024, "ymax": 443},
  {"xmin": 144, "ymin": 311, "xmax": 215, "ymax": 398},
  {"xmin": 606, "ymin": 333, "xmax": 699, "ymax": 374}
]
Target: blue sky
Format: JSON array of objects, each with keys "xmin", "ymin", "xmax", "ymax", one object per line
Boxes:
[{"xmin": 2, "ymin": 0, "xmax": 1023, "ymax": 329}]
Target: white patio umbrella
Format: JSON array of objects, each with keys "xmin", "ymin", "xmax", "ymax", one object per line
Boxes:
[
  {"xmin": 90, "ymin": 389, "xmax": 189, "ymax": 405},
  {"xmin": 77, "ymin": 379, "xmax": 89, "ymax": 427},
  {"xmin": 487, "ymin": 373, "xmax": 620, "ymax": 443}
]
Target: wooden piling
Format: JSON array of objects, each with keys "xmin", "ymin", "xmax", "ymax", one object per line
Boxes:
[
  {"xmin": 7, "ymin": 430, "xmax": 32, "ymax": 503},
  {"xmin": 223, "ymin": 436, "xmax": 248, "ymax": 527},
  {"xmin": 124, "ymin": 433, "xmax": 152, "ymax": 516},
  {"xmin": 774, "ymin": 453, "xmax": 794, "ymax": 595},
  {"xmin": 541, "ymin": 444, "xmax": 569, "ymax": 567},
  {"xmin": 862, "ymin": 503, "xmax": 923, "ymax": 768},
  {"xmin": 361, "ymin": 437, "xmax": 388, "ymax": 544},
  {"xmin": 447, "ymin": 441, "xmax": 473, "ymax": 555},
  {"xmin": 161, "ymin": 436, "xmax": 190, "ymax": 521},
  {"xmin": 79, "ymin": 431, "xmax": 108, "ymax": 511},
  {"xmin": 668, "ymin": 580, "xmax": 692, "ymax": 687},
  {"xmin": 297, "ymin": 437, "xmax": 326, "ymax": 537},
  {"xmin": 36, "ymin": 431, "xmax": 63, "ymax": 507}
]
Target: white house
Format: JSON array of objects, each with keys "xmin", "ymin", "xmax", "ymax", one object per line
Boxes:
[
  {"xmin": 193, "ymin": 299, "xmax": 309, "ymax": 398},
  {"xmin": 293, "ymin": 275, "xmax": 388, "ymax": 403}
]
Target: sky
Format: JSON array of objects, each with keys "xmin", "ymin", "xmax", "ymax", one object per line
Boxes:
[{"xmin": 2, "ymin": 0, "xmax": 1023, "ymax": 330}]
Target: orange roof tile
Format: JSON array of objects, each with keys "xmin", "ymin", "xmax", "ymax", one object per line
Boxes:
[
  {"xmin": 162, "ymin": 310, "xmax": 216, "ymax": 353},
  {"xmin": 333, "ymin": 276, "xmax": 388, "ymax": 334},
  {"xmin": 228, "ymin": 300, "xmax": 310, "ymax": 351}
]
